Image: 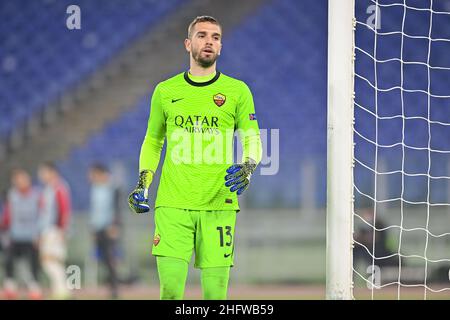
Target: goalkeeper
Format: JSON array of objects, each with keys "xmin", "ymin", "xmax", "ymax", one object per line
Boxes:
[{"xmin": 128, "ymin": 16, "xmax": 262, "ymax": 300}]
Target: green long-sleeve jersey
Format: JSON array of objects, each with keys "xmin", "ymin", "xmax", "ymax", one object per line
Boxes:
[{"xmin": 139, "ymin": 71, "xmax": 262, "ymax": 211}]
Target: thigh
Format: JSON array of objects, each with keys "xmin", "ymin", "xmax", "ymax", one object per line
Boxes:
[
  {"xmin": 195, "ymin": 210, "xmax": 237, "ymax": 268},
  {"xmin": 22, "ymin": 242, "xmax": 35, "ymax": 260},
  {"xmin": 152, "ymin": 207, "xmax": 196, "ymax": 264},
  {"xmin": 5, "ymin": 241, "xmax": 19, "ymax": 263},
  {"xmin": 95, "ymin": 230, "xmax": 107, "ymax": 259},
  {"xmin": 40, "ymin": 228, "xmax": 66, "ymax": 261},
  {"xmin": 13, "ymin": 242, "xmax": 28, "ymax": 259}
]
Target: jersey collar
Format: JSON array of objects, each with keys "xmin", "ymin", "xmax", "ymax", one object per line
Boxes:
[{"xmin": 184, "ymin": 71, "xmax": 221, "ymax": 87}]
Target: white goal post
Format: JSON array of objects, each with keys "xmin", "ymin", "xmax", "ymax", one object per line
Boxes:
[
  {"xmin": 326, "ymin": 0, "xmax": 355, "ymax": 300},
  {"xmin": 327, "ymin": 0, "xmax": 450, "ymax": 300}
]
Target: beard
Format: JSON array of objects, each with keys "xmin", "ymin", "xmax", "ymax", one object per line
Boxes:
[{"xmin": 191, "ymin": 45, "xmax": 219, "ymax": 68}]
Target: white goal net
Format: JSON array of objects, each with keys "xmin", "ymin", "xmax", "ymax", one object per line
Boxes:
[{"xmin": 352, "ymin": 0, "xmax": 450, "ymax": 299}]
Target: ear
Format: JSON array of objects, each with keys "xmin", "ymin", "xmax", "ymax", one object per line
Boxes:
[
  {"xmin": 218, "ymin": 43, "xmax": 222, "ymax": 56},
  {"xmin": 184, "ymin": 38, "xmax": 191, "ymax": 53}
]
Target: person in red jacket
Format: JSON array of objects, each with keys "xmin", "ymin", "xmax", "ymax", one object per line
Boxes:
[{"xmin": 38, "ymin": 162, "xmax": 71, "ymax": 299}]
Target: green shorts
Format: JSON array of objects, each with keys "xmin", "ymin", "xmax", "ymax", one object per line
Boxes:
[{"xmin": 152, "ymin": 207, "xmax": 237, "ymax": 268}]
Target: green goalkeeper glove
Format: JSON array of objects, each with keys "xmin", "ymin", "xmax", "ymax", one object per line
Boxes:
[
  {"xmin": 224, "ymin": 159, "xmax": 257, "ymax": 195},
  {"xmin": 128, "ymin": 170, "xmax": 153, "ymax": 214}
]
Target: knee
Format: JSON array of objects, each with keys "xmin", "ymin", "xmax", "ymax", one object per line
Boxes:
[
  {"xmin": 201, "ymin": 267, "xmax": 230, "ymax": 300},
  {"xmin": 157, "ymin": 257, "xmax": 188, "ymax": 300},
  {"xmin": 160, "ymin": 277, "xmax": 185, "ymax": 300}
]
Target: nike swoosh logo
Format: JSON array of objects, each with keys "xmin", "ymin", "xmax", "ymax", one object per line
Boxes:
[
  {"xmin": 224, "ymin": 253, "xmax": 232, "ymax": 258},
  {"xmin": 171, "ymin": 98, "xmax": 184, "ymax": 103}
]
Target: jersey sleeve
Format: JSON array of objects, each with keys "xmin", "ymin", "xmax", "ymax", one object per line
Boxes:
[
  {"xmin": 56, "ymin": 185, "xmax": 71, "ymax": 231},
  {"xmin": 139, "ymin": 84, "xmax": 166, "ymax": 174},
  {"xmin": 235, "ymin": 82, "xmax": 263, "ymax": 164},
  {"xmin": 1, "ymin": 201, "xmax": 11, "ymax": 230}
]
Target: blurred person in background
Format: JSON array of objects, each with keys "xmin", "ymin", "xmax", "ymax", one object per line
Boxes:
[
  {"xmin": 0, "ymin": 191, "xmax": 6, "ymax": 260},
  {"xmin": 88, "ymin": 163, "xmax": 121, "ymax": 299},
  {"xmin": 38, "ymin": 162, "xmax": 71, "ymax": 299},
  {"xmin": 353, "ymin": 206, "xmax": 399, "ymax": 272},
  {"xmin": 1, "ymin": 168, "xmax": 42, "ymax": 300}
]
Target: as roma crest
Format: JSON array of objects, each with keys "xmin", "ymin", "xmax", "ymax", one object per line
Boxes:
[
  {"xmin": 153, "ymin": 234, "xmax": 161, "ymax": 246},
  {"xmin": 213, "ymin": 93, "xmax": 226, "ymax": 107}
]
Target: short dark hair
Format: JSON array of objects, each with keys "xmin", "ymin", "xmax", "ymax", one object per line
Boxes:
[
  {"xmin": 40, "ymin": 161, "xmax": 59, "ymax": 173},
  {"xmin": 188, "ymin": 15, "xmax": 221, "ymax": 39},
  {"xmin": 90, "ymin": 163, "xmax": 109, "ymax": 174},
  {"xmin": 10, "ymin": 167, "xmax": 29, "ymax": 178}
]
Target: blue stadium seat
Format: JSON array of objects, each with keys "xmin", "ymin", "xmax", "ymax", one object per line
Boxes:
[{"xmin": 0, "ymin": 0, "xmax": 186, "ymax": 139}]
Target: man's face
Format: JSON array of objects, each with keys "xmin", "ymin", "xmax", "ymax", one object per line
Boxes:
[
  {"xmin": 88, "ymin": 169, "xmax": 99, "ymax": 184},
  {"xmin": 89, "ymin": 169, "xmax": 108, "ymax": 184},
  {"xmin": 12, "ymin": 171, "xmax": 31, "ymax": 191},
  {"xmin": 38, "ymin": 167, "xmax": 52, "ymax": 184},
  {"xmin": 185, "ymin": 22, "xmax": 222, "ymax": 68}
]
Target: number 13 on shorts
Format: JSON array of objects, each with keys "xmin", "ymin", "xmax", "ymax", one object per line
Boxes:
[
  {"xmin": 217, "ymin": 226, "xmax": 232, "ymax": 247},
  {"xmin": 195, "ymin": 210, "xmax": 237, "ymax": 268},
  {"xmin": 215, "ymin": 225, "xmax": 234, "ymax": 260}
]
